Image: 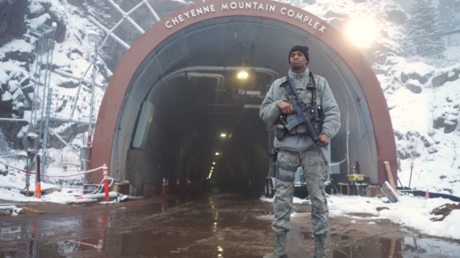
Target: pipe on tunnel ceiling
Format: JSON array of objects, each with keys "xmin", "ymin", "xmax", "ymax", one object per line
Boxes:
[
  {"xmin": 161, "ymin": 66, "xmax": 279, "ymax": 85},
  {"xmin": 148, "ymin": 66, "xmax": 279, "ymax": 101},
  {"xmin": 187, "ymin": 72, "xmax": 225, "ymax": 104}
]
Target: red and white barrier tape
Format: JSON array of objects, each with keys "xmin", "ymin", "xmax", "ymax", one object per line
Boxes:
[
  {"xmin": 44, "ymin": 166, "xmax": 104, "ymax": 178},
  {"xmin": 0, "ymin": 159, "xmax": 31, "ymax": 174},
  {"xmin": 0, "ymin": 159, "xmax": 104, "ymax": 178}
]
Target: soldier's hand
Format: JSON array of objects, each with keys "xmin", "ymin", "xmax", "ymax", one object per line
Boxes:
[
  {"xmin": 278, "ymin": 101, "xmax": 293, "ymax": 114},
  {"xmin": 319, "ymin": 133, "xmax": 330, "ymax": 147}
]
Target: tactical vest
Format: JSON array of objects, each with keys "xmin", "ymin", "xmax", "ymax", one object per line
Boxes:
[{"xmin": 279, "ymin": 74, "xmax": 322, "ymax": 136}]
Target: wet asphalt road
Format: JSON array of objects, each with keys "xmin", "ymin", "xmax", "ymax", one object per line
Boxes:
[{"xmin": 1, "ymin": 190, "xmax": 460, "ymax": 258}]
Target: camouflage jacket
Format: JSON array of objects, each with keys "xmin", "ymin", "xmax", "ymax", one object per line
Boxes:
[{"xmin": 259, "ymin": 68, "xmax": 341, "ymax": 152}]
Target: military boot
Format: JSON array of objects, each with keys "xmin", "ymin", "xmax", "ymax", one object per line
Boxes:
[
  {"xmin": 313, "ymin": 234, "xmax": 328, "ymax": 258},
  {"xmin": 263, "ymin": 233, "xmax": 289, "ymax": 258}
]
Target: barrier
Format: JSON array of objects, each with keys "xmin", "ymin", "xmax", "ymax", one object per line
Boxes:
[
  {"xmin": 103, "ymin": 164, "xmax": 109, "ymax": 202},
  {"xmin": 34, "ymin": 155, "xmax": 41, "ymax": 199},
  {"xmin": 0, "ymin": 159, "xmax": 104, "ymax": 178}
]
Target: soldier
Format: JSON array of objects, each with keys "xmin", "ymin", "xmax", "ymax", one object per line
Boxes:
[{"xmin": 259, "ymin": 45, "xmax": 341, "ymax": 258}]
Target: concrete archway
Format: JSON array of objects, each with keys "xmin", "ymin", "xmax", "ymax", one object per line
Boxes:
[{"xmin": 90, "ymin": 0, "xmax": 397, "ymax": 194}]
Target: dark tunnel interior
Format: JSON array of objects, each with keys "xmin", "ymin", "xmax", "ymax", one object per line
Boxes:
[
  {"xmin": 113, "ymin": 16, "xmax": 378, "ymax": 196},
  {"xmin": 146, "ymin": 70, "xmax": 273, "ymax": 190}
]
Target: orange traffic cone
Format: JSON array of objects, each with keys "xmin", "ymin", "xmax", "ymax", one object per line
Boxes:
[
  {"xmin": 425, "ymin": 189, "xmax": 430, "ymax": 199},
  {"xmin": 34, "ymin": 182, "xmax": 41, "ymax": 199},
  {"xmin": 162, "ymin": 177, "xmax": 166, "ymax": 195}
]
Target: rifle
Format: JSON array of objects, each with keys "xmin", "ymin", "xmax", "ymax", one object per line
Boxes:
[{"xmin": 283, "ymin": 77, "xmax": 329, "ymax": 168}]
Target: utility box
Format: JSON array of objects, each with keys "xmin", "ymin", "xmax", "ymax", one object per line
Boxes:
[
  {"xmin": 22, "ymin": 124, "xmax": 38, "ymax": 154},
  {"xmin": 80, "ymin": 146, "xmax": 88, "ymax": 162}
]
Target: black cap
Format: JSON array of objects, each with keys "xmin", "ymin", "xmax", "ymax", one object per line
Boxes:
[{"xmin": 289, "ymin": 45, "xmax": 309, "ymax": 64}]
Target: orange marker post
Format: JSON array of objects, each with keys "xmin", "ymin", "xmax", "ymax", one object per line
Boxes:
[{"xmin": 103, "ymin": 164, "xmax": 109, "ymax": 202}]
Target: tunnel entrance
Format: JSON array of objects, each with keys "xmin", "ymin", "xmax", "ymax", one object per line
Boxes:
[{"xmin": 90, "ymin": 0, "xmax": 397, "ymax": 196}]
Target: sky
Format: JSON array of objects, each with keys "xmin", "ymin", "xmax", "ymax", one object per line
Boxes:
[{"xmin": 0, "ymin": 0, "xmax": 459, "ymax": 243}]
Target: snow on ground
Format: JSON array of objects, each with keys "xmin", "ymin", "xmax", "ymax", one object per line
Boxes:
[
  {"xmin": 0, "ymin": 184, "xmax": 82, "ymax": 204},
  {"xmin": 261, "ymin": 194, "xmax": 460, "ymax": 240}
]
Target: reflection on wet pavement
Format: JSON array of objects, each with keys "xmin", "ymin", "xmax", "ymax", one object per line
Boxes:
[{"xmin": 1, "ymin": 193, "xmax": 459, "ymax": 257}]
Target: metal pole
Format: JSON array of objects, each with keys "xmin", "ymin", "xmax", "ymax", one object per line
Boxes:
[
  {"xmin": 346, "ymin": 103, "xmax": 350, "ymax": 176},
  {"xmin": 41, "ymin": 88, "xmax": 52, "ymax": 178},
  {"xmin": 408, "ymin": 161, "xmax": 414, "ymax": 188},
  {"xmin": 26, "ymin": 156, "xmax": 30, "ymax": 197},
  {"xmin": 86, "ymin": 41, "xmax": 98, "ymax": 171},
  {"xmin": 359, "ymin": 52, "xmax": 368, "ymax": 137},
  {"xmin": 88, "ymin": 41, "xmax": 98, "ymax": 146}
]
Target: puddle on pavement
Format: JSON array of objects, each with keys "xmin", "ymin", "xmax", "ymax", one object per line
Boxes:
[
  {"xmin": 2, "ymin": 194, "xmax": 460, "ymax": 257},
  {"xmin": 0, "ymin": 196, "xmax": 194, "ymax": 257}
]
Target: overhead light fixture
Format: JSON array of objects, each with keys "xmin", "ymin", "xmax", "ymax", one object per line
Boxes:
[
  {"xmin": 215, "ymin": 152, "xmax": 220, "ymax": 156},
  {"xmin": 211, "ymin": 167, "xmax": 214, "ymax": 169},
  {"xmin": 213, "ymin": 162, "xmax": 216, "ymax": 165},
  {"xmin": 220, "ymin": 133, "xmax": 227, "ymax": 138},
  {"xmin": 237, "ymin": 71, "xmax": 248, "ymax": 80}
]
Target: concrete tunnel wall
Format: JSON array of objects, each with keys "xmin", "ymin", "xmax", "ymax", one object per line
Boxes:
[{"xmin": 89, "ymin": 0, "xmax": 397, "ymax": 195}]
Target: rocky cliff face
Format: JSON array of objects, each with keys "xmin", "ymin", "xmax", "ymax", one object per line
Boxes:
[{"xmin": 0, "ymin": 0, "xmax": 28, "ymax": 47}]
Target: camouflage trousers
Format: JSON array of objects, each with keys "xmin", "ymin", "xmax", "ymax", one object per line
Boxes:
[{"xmin": 271, "ymin": 148, "xmax": 329, "ymax": 235}]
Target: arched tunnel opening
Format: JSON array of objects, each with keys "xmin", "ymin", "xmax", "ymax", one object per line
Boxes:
[{"xmin": 90, "ymin": 2, "xmax": 397, "ymax": 197}]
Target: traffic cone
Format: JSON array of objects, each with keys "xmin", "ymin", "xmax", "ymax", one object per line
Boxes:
[
  {"xmin": 34, "ymin": 182, "xmax": 41, "ymax": 199},
  {"xmin": 426, "ymin": 189, "xmax": 430, "ymax": 199},
  {"xmin": 162, "ymin": 177, "xmax": 166, "ymax": 195}
]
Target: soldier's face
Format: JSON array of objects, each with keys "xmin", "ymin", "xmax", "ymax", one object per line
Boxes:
[{"xmin": 289, "ymin": 51, "xmax": 308, "ymax": 70}]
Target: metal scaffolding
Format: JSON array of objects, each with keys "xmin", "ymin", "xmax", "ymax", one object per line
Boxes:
[{"xmin": 28, "ymin": 23, "xmax": 56, "ymax": 179}]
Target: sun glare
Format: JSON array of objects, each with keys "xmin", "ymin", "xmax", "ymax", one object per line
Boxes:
[{"xmin": 345, "ymin": 18, "xmax": 376, "ymax": 47}]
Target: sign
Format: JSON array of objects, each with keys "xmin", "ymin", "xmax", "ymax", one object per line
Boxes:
[{"xmin": 164, "ymin": 1, "xmax": 327, "ymax": 34}]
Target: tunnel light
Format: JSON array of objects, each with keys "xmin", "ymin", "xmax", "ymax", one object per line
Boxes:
[
  {"xmin": 215, "ymin": 152, "xmax": 220, "ymax": 156},
  {"xmin": 345, "ymin": 18, "xmax": 376, "ymax": 47},
  {"xmin": 213, "ymin": 162, "xmax": 216, "ymax": 165},
  {"xmin": 207, "ymin": 170, "xmax": 213, "ymax": 179},
  {"xmin": 220, "ymin": 133, "xmax": 227, "ymax": 138},
  {"xmin": 237, "ymin": 71, "xmax": 248, "ymax": 80},
  {"xmin": 211, "ymin": 167, "xmax": 214, "ymax": 170}
]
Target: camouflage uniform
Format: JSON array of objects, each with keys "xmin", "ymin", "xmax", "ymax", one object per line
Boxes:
[
  {"xmin": 260, "ymin": 66, "xmax": 340, "ymax": 258},
  {"xmin": 272, "ymin": 148, "xmax": 329, "ymax": 235}
]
